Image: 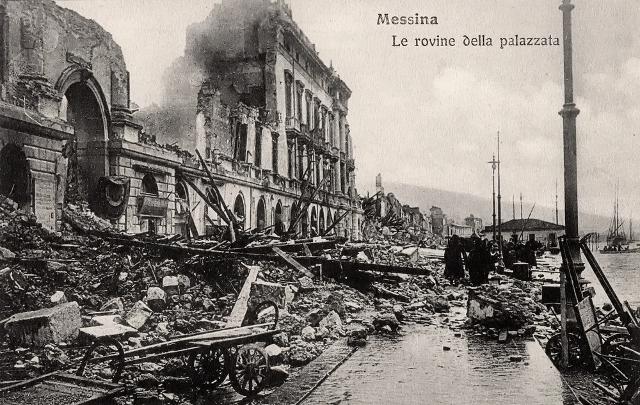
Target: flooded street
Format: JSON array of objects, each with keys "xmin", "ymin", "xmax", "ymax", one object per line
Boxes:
[{"xmin": 302, "ymin": 322, "xmax": 578, "ymax": 405}]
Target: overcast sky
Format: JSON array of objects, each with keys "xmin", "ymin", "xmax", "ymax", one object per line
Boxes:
[{"xmin": 57, "ymin": 0, "xmax": 640, "ymax": 220}]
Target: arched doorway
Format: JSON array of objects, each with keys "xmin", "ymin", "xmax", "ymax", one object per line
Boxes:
[
  {"xmin": 274, "ymin": 200, "xmax": 284, "ymax": 235},
  {"xmin": 319, "ymin": 208, "xmax": 325, "ymax": 235},
  {"xmin": 58, "ymin": 70, "xmax": 109, "ymax": 207},
  {"xmin": 0, "ymin": 144, "xmax": 31, "ymax": 207},
  {"xmin": 256, "ymin": 197, "xmax": 266, "ymax": 231},
  {"xmin": 233, "ymin": 193, "xmax": 246, "ymax": 230},
  {"xmin": 310, "ymin": 206, "xmax": 318, "ymax": 237}
]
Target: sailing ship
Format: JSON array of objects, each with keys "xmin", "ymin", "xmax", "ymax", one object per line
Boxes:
[{"xmin": 600, "ymin": 190, "xmax": 640, "ymax": 253}]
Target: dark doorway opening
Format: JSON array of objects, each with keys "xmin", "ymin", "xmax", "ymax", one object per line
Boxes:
[{"xmin": 0, "ymin": 144, "xmax": 31, "ymax": 207}]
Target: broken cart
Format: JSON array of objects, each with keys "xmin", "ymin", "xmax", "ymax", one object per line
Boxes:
[{"xmin": 77, "ymin": 305, "xmax": 280, "ymax": 397}]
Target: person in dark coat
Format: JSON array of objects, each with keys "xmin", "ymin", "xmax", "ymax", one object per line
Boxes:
[
  {"xmin": 469, "ymin": 239, "xmax": 491, "ymax": 286},
  {"xmin": 444, "ymin": 235, "xmax": 467, "ymax": 284}
]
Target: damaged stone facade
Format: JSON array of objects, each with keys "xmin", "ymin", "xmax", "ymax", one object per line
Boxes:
[{"xmin": 0, "ymin": 0, "xmax": 363, "ymax": 239}]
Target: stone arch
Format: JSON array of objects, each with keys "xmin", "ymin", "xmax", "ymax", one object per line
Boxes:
[
  {"xmin": 56, "ymin": 67, "xmax": 111, "ymax": 206},
  {"xmin": 256, "ymin": 197, "xmax": 266, "ymax": 231},
  {"xmin": 141, "ymin": 173, "xmax": 158, "ymax": 195},
  {"xmin": 0, "ymin": 143, "xmax": 31, "ymax": 207},
  {"xmin": 274, "ymin": 200, "xmax": 284, "ymax": 235},
  {"xmin": 233, "ymin": 192, "xmax": 246, "ymax": 229},
  {"xmin": 319, "ymin": 207, "xmax": 325, "ymax": 235}
]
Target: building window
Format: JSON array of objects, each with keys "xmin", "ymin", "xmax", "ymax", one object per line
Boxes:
[
  {"xmin": 306, "ymin": 92, "xmax": 312, "ymax": 128},
  {"xmin": 234, "ymin": 123, "xmax": 248, "ymax": 162},
  {"xmin": 287, "ymin": 143, "xmax": 294, "ymax": 178},
  {"xmin": 272, "ymin": 133, "xmax": 279, "ymax": 174},
  {"xmin": 296, "ymin": 85, "xmax": 303, "ymax": 123},
  {"xmin": 285, "ymin": 72, "xmax": 293, "ymax": 119},
  {"xmin": 255, "ymin": 124, "xmax": 262, "ymax": 167},
  {"xmin": 141, "ymin": 173, "xmax": 158, "ymax": 196}
]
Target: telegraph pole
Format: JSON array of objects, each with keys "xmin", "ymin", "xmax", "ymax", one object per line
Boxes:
[
  {"xmin": 489, "ymin": 155, "xmax": 498, "ymax": 241},
  {"xmin": 559, "ymin": 0, "xmax": 583, "ymax": 272}
]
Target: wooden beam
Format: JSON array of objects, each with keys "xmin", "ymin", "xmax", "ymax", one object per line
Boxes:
[
  {"xmin": 272, "ymin": 246, "xmax": 315, "ymax": 278},
  {"xmin": 226, "ymin": 264, "xmax": 260, "ymax": 327}
]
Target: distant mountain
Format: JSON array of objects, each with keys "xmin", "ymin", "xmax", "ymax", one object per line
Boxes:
[{"xmin": 382, "ymin": 181, "xmax": 611, "ymax": 234}]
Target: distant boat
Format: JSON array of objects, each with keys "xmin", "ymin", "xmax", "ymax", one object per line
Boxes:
[{"xmin": 599, "ymin": 188, "xmax": 639, "ymax": 253}]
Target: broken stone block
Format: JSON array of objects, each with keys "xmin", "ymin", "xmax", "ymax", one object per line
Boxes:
[
  {"xmin": 265, "ymin": 343, "xmax": 284, "ymax": 364},
  {"xmin": 425, "ymin": 294, "xmax": 450, "ymax": 313},
  {"xmin": 297, "ymin": 276, "xmax": 315, "ymax": 292},
  {"xmin": 100, "ymin": 297, "xmax": 125, "ymax": 313},
  {"xmin": 306, "ymin": 308, "xmax": 326, "ymax": 327},
  {"xmin": 373, "ymin": 312, "xmax": 399, "ymax": 333},
  {"xmin": 4, "ymin": 302, "xmax": 82, "ymax": 346},
  {"xmin": 267, "ymin": 365, "xmax": 289, "ymax": 386},
  {"xmin": 248, "ymin": 280, "xmax": 286, "ymax": 313},
  {"xmin": 284, "ymin": 285, "xmax": 298, "ymax": 306},
  {"xmin": 393, "ymin": 304, "xmax": 404, "ymax": 321},
  {"xmin": 50, "ymin": 291, "xmax": 68, "ymax": 305},
  {"xmin": 79, "ymin": 323, "xmax": 138, "ymax": 341},
  {"xmin": 0, "ymin": 246, "xmax": 16, "ymax": 261},
  {"xmin": 177, "ymin": 275, "xmax": 190, "ymax": 292},
  {"xmin": 301, "ymin": 325, "xmax": 316, "ymax": 341},
  {"xmin": 324, "ymin": 292, "xmax": 345, "ymax": 316},
  {"xmin": 146, "ymin": 287, "xmax": 166, "ymax": 311},
  {"xmin": 319, "ymin": 310, "xmax": 343, "ymax": 335},
  {"xmin": 124, "ymin": 301, "xmax": 153, "ymax": 330},
  {"xmin": 162, "ymin": 276, "xmax": 180, "ymax": 296}
]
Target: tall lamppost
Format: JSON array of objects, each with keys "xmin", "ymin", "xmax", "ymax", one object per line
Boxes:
[
  {"xmin": 497, "ymin": 131, "xmax": 503, "ymax": 254},
  {"xmin": 489, "ymin": 155, "xmax": 498, "ymax": 241},
  {"xmin": 559, "ymin": 0, "xmax": 583, "ymax": 272}
]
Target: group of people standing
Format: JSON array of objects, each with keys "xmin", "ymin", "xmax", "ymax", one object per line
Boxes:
[{"xmin": 443, "ymin": 234, "xmax": 496, "ymax": 286}]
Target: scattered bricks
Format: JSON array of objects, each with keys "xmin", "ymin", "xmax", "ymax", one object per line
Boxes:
[
  {"xmin": 146, "ymin": 287, "xmax": 166, "ymax": 311},
  {"xmin": 50, "ymin": 291, "xmax": 68, "ymax": 305},
  {"xmin": 100, "ymin": 297, "xmax": 125, "ymax": 313},
  {"xmin": 4, "ymin": 301, "xmax": 82, "ymax": 346},
  {"xmin": 162, "ymin": 276, "xmax": 180, "ymax": 296},
  {"xmin": 177, "ymin": 275, "xmax": 190, "ymax": 292},
  {"xmin": 248, "ymin": 280, "xmax": 286, "ymax": 313},
  {"xmin": 124, "ymin": 301, "xmax": 153, "ymax": 329},
  {"xmin": 297, "ymin": 276, "xmax": 315, "ymax": 292}
]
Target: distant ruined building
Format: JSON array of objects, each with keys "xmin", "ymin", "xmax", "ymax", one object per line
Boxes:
[{"xmin": 0, "ymin": 0, "xmax": 363, "ymax": 239}]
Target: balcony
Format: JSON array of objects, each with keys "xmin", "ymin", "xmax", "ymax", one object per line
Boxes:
[{"xmin": 285, "ymin": 116, "xmax": 300, "ymax": 133}]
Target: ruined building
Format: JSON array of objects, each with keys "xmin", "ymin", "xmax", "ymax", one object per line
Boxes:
[{"xmin": 0, "ymin": 0, "xmax": 363, "ymax": 239}]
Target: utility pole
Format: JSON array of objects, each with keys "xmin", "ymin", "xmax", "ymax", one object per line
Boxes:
[
  {"xmin": 489, "ymin": 155, "xmax": 498, "ymax": 241},
  {"xmin": 520, "ymin": 193, "xmax": 523, "ymax": 221},
  {"xmin": 556, "ymin": 179, "xmax": 560, "ymax": 225},
  {"xmin": 559, "ymin": 0, "xmax": 583, "ymax": 273},
  {"xmin": 497, "ymin": 131, "xmax": 502, "ymax": 254}
]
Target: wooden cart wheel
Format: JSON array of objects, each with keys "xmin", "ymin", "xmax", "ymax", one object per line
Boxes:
[
  {"xmin": 228, "ymin": 344, "xmax": 269, "ymax": 396},
  {"xmin": 244, "ymin": 300, "xmax": 279, "ymax": 330},
  {"xmin": 545, "ymin": 332, "xmax": 587, "ymax": 369},
  {"xmin": 189, "ymin": 347, "xmax": 228, "ymax": 389},
  {"xmin": 602, "ymin": 333, "xmax": 640, "ymax": 383},
  {"xmin": 76, "ymin": 337, "xmax": 125, "ymax": 383}
]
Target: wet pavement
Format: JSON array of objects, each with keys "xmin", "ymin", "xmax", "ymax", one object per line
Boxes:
[{"xmin": 301, "ymin": 324, "xmax": 579, "ymax": 405}]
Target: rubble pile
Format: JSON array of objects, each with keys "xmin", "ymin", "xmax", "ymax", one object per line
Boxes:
[{"xmin": 465, "ymin": 275, "xmax": 559, "ymax": 341}]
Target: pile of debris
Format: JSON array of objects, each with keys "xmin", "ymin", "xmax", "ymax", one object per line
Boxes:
[
  {"xmin": 465, "ymin": 274, "xmax": 559, "ymax": 342},
  {"xmin": 0, "ymin": 192, "xmax": 456, "ymax": 402}
]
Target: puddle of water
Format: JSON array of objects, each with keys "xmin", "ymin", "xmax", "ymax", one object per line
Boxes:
[{"xmin": 302, "ymin": 325, "xmax": 578, "ymax": 405}]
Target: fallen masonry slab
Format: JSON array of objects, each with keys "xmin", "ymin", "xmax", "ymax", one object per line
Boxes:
[
  {"xmin": 4, "ymin": 302, "xmax": 82, "ymax": 346},
  {"xmin": 80, "ymin": 323, "xmax": 139, "ymax": 340},
  {"xmin": 248, "ymin": 280, "xmax": 286, "ymax": 312},
  {"xmin": 124, "ymin": 301, "xmax": 153, "ymax": 330}
]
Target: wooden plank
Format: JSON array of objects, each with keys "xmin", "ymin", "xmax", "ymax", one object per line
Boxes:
[
  {"xmin": 272, "ymin": 247, "xmax": 314, "ymax": 278},
  {"xmin": 576, "ymin": 297, "xmax": 602, "ymax": 369},
  {"xmin": 226, "ymin": 265, "xmax": 260, "ymax": 327}
]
